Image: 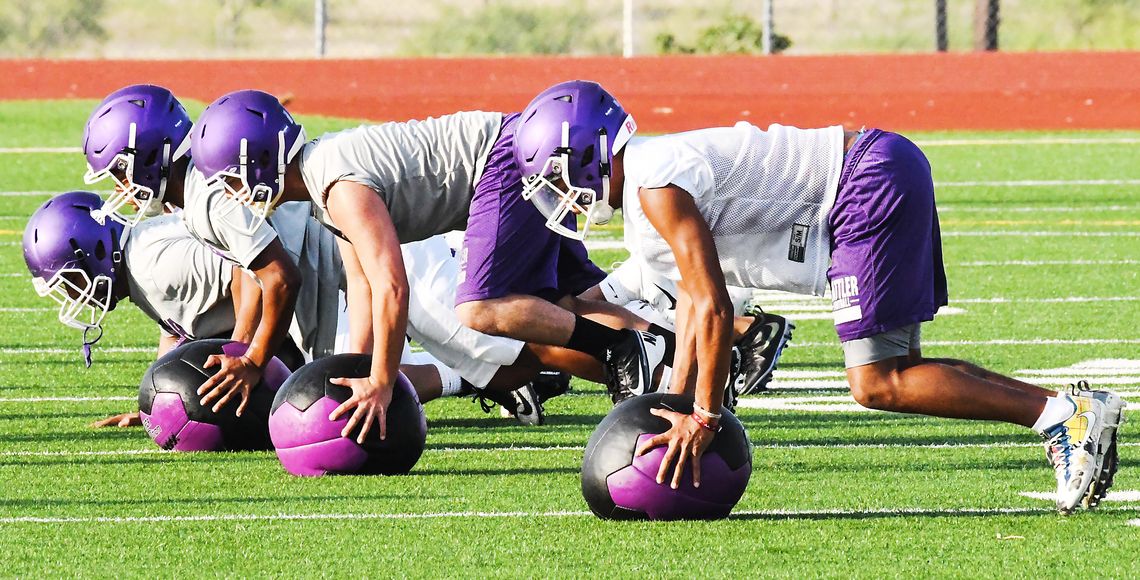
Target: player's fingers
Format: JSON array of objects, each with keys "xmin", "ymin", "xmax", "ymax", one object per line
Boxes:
[
  {"xmin": 117, "ymin": 415, "xmax": 133, "ymax": 427},
  {"xmin": 671, "ymin": 446, "xmax": 690, "ymax": 490},
  {"xmin": 691, "ymin": 447, "xmax": 702, "ymax": 488},
  {"xmin": 635, "ymin": 433, "xmax": 668, "ymax": 456},
  {"xmin": 203, "ymin": 354, "xmax": 222, "ymax": 369},
  {"xmin": 343, "ymin": 404, "xmax": 368, "ymax": 439},
  {"xmin": 329, "ymin": 397, "xmax": 356, "ymax": 421},
  {"xmin": 357, "ymin": 406, "xmax": 377, "ymax": 445},
  {"xmin": 376, "ymin": 406, "xmax": 387, "ymax": 441},
  {"xmin": 211, "ymin": 384, "xmax": 237, "ymax": 413},
  {"xmin": 329, "ymin": 377, "xmax": 353, "ymax": 388},
  {"xmin": 656, "ymin": 441, "xmax": 679, "ymax": 485},
  {"xmin": 235, "ymin": 390, "xmax": 250, "ymax": 418}
]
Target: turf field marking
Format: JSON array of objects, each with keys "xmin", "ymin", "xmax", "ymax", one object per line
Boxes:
[
  {"xmin": 0, "ymin": 307, "xmax": 53, "ymax": 313},
  {"xmin": 0, "ymin": 346, "xmax": 153, "ymax": 355},
  {"xmin": 916, "ymin": 137, "xmax": 1140, "ymax": 146},
  {"xmin": 3, "ymin": 441, "xmax": 1137, "ymax": 459},
  {"xmin": 792, "ymin": 338, "xmax": 1140, "ymax": 347},
  {"xmin": 938, "ymin": 179, "xmax": 1140, "ymax": 187},
  {"xmin": 0, "ymin": 396, "xmax": 136, "ymax": 403},
  {"xmin": 938, "ymin": 204, "xmax": 1140, "ymax": 213},
  {"xmin": 957, "ymin": 259, "xmax": 1140, "ymax": 267},
  {"xmin": 1019, "ymin": 491, "xmax": 1140, "ymax": 502},
  {"xmin": 943, "ymin": 231, "xmax": 1140, "ymax": 237},
  {"xmin": 0, "ymin": 147, "xmax": 81, "ymax": 154},
  {"xmin": 2, "ymin": 505, "xmax": 1136, "ymax": 525}
]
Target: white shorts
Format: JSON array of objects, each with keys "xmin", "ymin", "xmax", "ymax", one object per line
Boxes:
[{"xmin": 402, "ymin": 235, "xmax": 524, "ymax": 388}]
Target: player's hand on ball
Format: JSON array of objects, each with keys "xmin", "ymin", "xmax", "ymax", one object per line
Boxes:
[
  {"xmin": 198, "ymin": 354, "xmax": 263, "ymax": 416},
  {"xmin": 635, "ymin": 407, "xmax": 716, "ymax": 489},
  {"xmin": 329, "ymin": 375, "xmax": 393, "ymax": 443},
  {"xmin": 91, "ymin": 412, "xmax": 141, "ymax": 428}
]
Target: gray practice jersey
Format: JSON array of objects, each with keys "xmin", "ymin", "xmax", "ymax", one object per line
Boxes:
[
  {"xmin": 298, "ymin": 111, "xmax": 503, "ymax": 243},
  {"xmin": 122, "ymin": 214, "xmax": 235, "ymax": 340},
  {"xmin": 181, "ymin": 163, "xmax": 345, "ymax": 359}
]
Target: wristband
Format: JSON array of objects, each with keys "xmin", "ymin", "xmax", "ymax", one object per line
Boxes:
[
  {"xmin": 693, "ymin": 402, "xmax": 722, "ymax": 421},
  {"xmin": 690, "ymin": 412, "xmax": 721, "ymax": 433}
]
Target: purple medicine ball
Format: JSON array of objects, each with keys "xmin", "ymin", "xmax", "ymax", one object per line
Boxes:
[
  {"xmin": 581, "ymin": 393, "xmax": 752, "ymax": 520},
  {"xmin": 268, "ymin": 354, "xmax": 427, "ymax": 476},
  {"xmin": 138, "ymin": 339, "xmax": 292, "ymax": 452}
]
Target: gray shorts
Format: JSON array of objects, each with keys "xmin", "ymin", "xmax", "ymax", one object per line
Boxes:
[{"xmin": 841, "ymin": 324, "xmax": 921, "ymax": 368}]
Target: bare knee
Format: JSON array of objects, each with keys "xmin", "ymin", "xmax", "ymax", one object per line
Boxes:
[
  {"xmin": 456, "ymin": 301, "xmax": 499, "ymax": 335},
  {"xmin": 847, "ymin": 366, "xmax": 904, "ymax": 411}
]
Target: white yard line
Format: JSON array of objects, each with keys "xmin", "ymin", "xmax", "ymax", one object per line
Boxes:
[
  {"xmin": 2, "ymin": 504, "xmax": 1133, "ymax": 525},
  {"xmin": 956, "ymin": 259, "xmax": 1140, "ymax": 267},
  {"xmin": 1019, "ymin": 490, "xmax": 1140, "ymax": 502},
  {"xmin": 915, "ymin": 137, "xmax": 1140, "ymax": 146},
  {"xmin": 937, "ymin": 179, "xmax": 1140, "ymax": 187},
  {"xmin": 0, "ymin": 396, "xmax": 136, "ymax": 403},
  {"xmin": 938, "ymin": 204, "xmax": 1140, "ymax": 214},
  {"xmin": 0, "ymin": 346, "xmax": 152, "ymax": 355},
  {"xmin": 942, "ymin": 231, "xmax": 1140, "ymax": 237},
  {"xmin": 0, "ymin": 147, "xmax": 80, "ymax": 154}
]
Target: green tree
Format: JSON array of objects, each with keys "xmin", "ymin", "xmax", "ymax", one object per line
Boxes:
[
  {"xmin": 0, "ymin": 0, "xmax": 107, "ymax": 57},
  {"xmin": 403, "ymin": 1, "xmax": 615, "ymax": 56},
  {"xmin": 657, "ymin": 13, "xmax": 791, "ymax": 55}
]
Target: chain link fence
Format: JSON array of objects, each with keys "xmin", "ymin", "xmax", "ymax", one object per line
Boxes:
[{"xmin": 1, "ymin": 0, "xmax": 1137, "ymax": 58}]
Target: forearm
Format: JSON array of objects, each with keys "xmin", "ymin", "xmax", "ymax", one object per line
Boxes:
[
  {"xmin": 668, "ymin": 289, "xmax": 698, "ymax": 394},
  {"xmin": 693, "ymin": 293, "xmax": 733, "ymax": 413},
  {"xmin": 346, "ymin": 280, "xmax": 374, "ymax": 354},
  {"xmin": 369, "ymin": 281, "xmax": 409, "ymax": 387},
  {"xmin": 245, "ymin": 271, "xmax": 299, "ymax": 369},
  {"xmin": 230, "ymin": 269, "xmax": 262, "ymax": 344}
]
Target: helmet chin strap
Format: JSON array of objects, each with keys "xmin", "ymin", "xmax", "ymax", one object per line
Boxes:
[{"xmin": 81, "ymin": 325, "xmax": 104, "ymax": 368}]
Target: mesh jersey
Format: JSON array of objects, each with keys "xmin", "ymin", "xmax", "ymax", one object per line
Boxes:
[
  {"xmin": 299, "ymin": 111, "xmax": 503, "ymax": 243},
  {"xmin": 122, "ymin": 214, "xmax": 235, "ymax": 340},
  {"xmin": 180, "ymin": 163, "xmax": 345, "ymax": 359},
  {"xmin": 621, "ymin": 123, "xmax": 844, "ymax": 296}
]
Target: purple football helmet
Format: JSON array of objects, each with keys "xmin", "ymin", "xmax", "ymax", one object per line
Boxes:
[
  {"xmin": 190, "ymin": 90, "xmax": 306, "ymax": 230},
  {"xmin": 82, "ymin": 84, "xmax": 192, "ymax": 226},
  {"xmin": 513, "ymin": 80, "xmax": 637, "ymax": 240},
  {"xmin": 23, "ymin": 192, "xmax": 127, "ymax": 363}
]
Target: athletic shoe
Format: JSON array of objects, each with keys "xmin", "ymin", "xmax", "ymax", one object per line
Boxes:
[
  {"xmin": 1066, "ymin": 381, "xmax": 1126, "ymax": 509},
  {"xmin": 499, "ymin": 371, "xmax": 570, "ymax": 419},
  {"xmin": 473, "ymin": 384, "xmax": 545, "ymax": 426},
  {"xmin": 735, "ymin": 310, "xmax": 794, "ymax": 395},
  {"xmin": 531, "ymin": 370, "xmax": 572, "ymax": 404},
  {"xmin": 604, "ymin": 329, "xmax": 667, "ymax": 405},
  {"xmin": 1041, "ymin": 393, "xmax": 1109, "ymax": 514},
  {"xmin": 723, "ymin": 346, "xmax": 742, "ymax": 413}
]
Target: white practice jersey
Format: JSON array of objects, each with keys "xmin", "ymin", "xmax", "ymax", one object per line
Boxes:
[
  {"xmin": 122, "ymin": 214, "xmax": 234, "ymax": 340},
  {"xmin": 621, "ymin": 123, "xmax": 844, "ymax": 296},
  {"xmin": 299, "ymin": 111, "xmax": 503, "ymax": 243},
  {"xmin": 181, "ymin": 164, "xmax": 345, "ymax": 359}
]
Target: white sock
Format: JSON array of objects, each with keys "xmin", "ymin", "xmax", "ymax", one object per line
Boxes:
[
  {"xmin": 1032, "ymin": 394, "xmax": 1077, "ymax": 434},
  {"xmin": 431, "ymin": 362, "xmax": 465, "ymax": 398}
]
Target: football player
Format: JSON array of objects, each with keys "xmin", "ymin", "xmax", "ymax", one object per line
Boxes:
[
  {"xmin": 511, "ymin": 80, "xmax": 1125, "ymax": 514},
  {"xmin": 80, "ymin": 85, "xmax": 550, "ymax": 425},
  {"xmin": 186, "ymin": 90, "xmax": 667, "ymax": 441}
]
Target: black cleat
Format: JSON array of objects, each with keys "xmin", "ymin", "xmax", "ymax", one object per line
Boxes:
[
  {"xmin": 531, "ymin": 370, "xmax": 571, "ymax": 404},
  {"xmin": 473, "ymin": 383, "xmax": 545, "ymax": 426},
  {"xmin": 735, "ymin": 310, "xmax": 794, "ymax": 395},
  {"xmin": 723, "ymin": 346, "xmax": 742, "ymax": 413},
  {"xmin": 603, "ymin": 329, "xmax": 667, "ymax": 405}
]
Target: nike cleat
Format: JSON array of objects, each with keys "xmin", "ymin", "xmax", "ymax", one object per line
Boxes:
[
  {"xmin": 735, "ymin": 310, "xmax": 794, "ymax": 395},
  {"xmin": 531, "ymin": 370, "xmax": 572, "ymax": 404},
  {"xmin": 723, "ymin": 346, "xmax": 742, "ymax": 413},
  {"xmin": 1066, "ymin": 381, "xmax": 1126, "ymax": 509},
  {"xmin": 604, "ymin": 329, "xmax": 667, "ymax": 405},
  {"xmin": 1042, "ymin": 394, "xmax": 1109, "ymax": 514},
  {"xmin": 474, "ymin": 383, "xmax": 545, "ymax": 426}
]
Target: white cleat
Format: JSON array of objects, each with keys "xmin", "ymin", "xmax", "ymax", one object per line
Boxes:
[{"xmin": 1042, "ymin": 394, "xmax": 1109, "ymax": 514}]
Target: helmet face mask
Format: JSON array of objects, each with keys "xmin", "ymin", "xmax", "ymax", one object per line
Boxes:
[
  {"xmin": 201, "ymin": 129, "xmax": 304, "ymax": 234},
  {"xmin": 520, "ymin": 122, "xmax": 614, "ymax": 241},
  {"xmin": 32, "ymin": 267, "xmax": 115, "ymax": 332}
]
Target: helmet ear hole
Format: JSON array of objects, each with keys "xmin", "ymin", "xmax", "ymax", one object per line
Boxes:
[
  {"xmin": 94, "ymin": 240, "xmax": 106, "ymax": 261},
  {"xmin": 143, "ymin": 148, "xmax": 158, "ymax": 167},
  {"xmin": 580, "ymin": 144, "xmax": 595, "ymax": 168}
]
